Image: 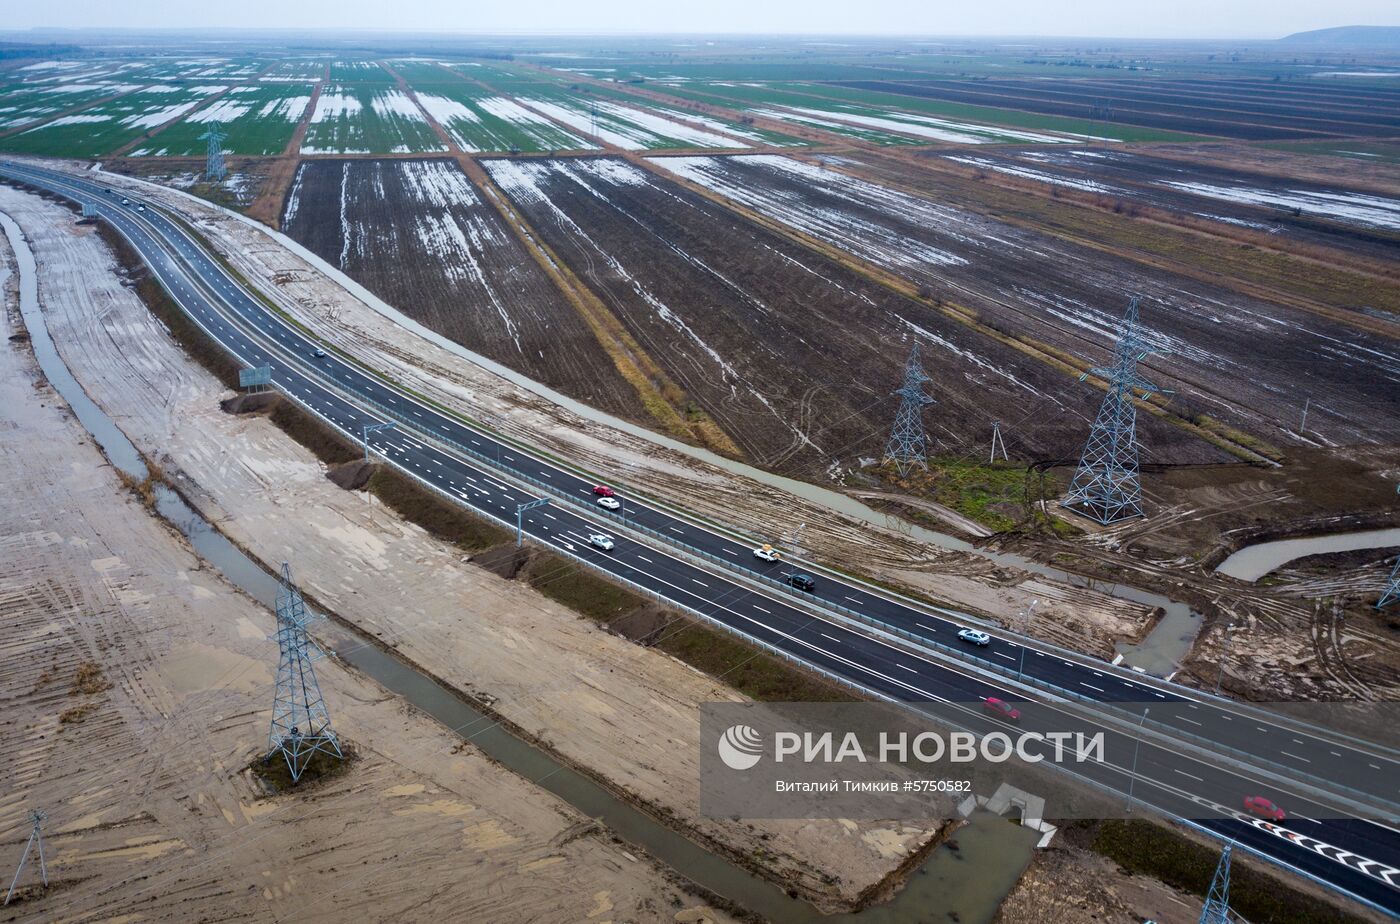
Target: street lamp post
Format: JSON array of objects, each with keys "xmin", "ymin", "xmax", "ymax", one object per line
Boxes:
[
  {"xmin": 515, "ymin": 497, "xmax": 550, "ymax": 549},
  {"xmin": 1126, "ymin": 706, "xmax": 1150, "ymax": 814},
  {"xmin": 1016, "ymin": 599, "xmax": 1037, "ymax": 681},
  {"xmin": 361, "ymin": 421, "xmax": 395, "ymax": 463}
]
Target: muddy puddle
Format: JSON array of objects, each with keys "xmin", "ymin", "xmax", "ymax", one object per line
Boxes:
[
  {"xmin": 1216, "ymin": 526, "xmax": 1400, "ymax": 583},
  {"xmin": 5, "ymin": 208, "xmax": 1038, "ymax": 921}
]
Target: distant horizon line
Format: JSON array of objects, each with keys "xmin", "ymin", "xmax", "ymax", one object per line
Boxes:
[{"xmin": 2, "ymin": 25, "xmax": 1394, "ymax": 44}]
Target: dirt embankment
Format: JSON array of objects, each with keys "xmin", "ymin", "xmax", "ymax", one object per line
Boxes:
[
  {"xmin": 0, "ymin": 181, "xmax": 943, "ymax": 911},
  {"xmin": 0, "ymin": 209, "xmax": 731, "ymax": 923}
]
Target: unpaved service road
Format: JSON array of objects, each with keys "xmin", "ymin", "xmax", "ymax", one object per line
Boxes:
[
  {"xmin": 0, "ymin": 181, "xmax": 941, "ymax": 909},
  {"xmin": 0, "ymin": 204, "xmax": 729, "ymax": 923}
]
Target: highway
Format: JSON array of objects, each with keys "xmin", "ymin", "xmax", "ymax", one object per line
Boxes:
[{"xmin": 5, "ymin": 158, "xmax": 1399, "ymax": 917}]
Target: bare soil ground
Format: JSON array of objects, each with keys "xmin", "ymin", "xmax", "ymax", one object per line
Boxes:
[
  {"xmin": 934, "ymin": 145, "xmax": 1400, "ymax": 267},
  {"xmin": 834, "ymin": 77, "xmax": 1400, "ymax": 140},
  {"xmin": 0, "ymin": 214, "xmax": 731, "ymax": 924},
  {"xmin": 484, "ymin": 155, "xmax": 1212, "ymax": 473},
  {"xmin": 0, "ymin": 183, "xmax": 946, "ymax": 911},
  {"xmin": 279, "ymin": 157, "xmax": 648, "ymax": 419},
  {"xmin": 20, "ymin": 159, "xmax": 1160, "ymax": 673},
  {"xmin": 776, "ymin": 150, "xmax": 1400, "ymax": 452}
]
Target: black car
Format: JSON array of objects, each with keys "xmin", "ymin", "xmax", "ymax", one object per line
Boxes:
[{"xmin": 787, "ymin": 573, "xmax": 816, "ymax": 592}]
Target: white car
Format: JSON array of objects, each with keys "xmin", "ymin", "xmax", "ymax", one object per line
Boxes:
[
  {"xmin": 752, "ymin": 545, "xmax": 781, "ymax": 563},
  {"xmin": 957, "ymin": 628, "xmax": 991, "ymax": 647},
  {"xmin": 588, "ymin": 533, "xmax": 615, "ymax": 552},
  {"xmin": 596, "ymin": 496, "xmax": 621, "ymax": 511}
]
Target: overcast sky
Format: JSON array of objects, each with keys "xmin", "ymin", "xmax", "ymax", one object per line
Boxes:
[{"xmin": 7, "ymin": 0, "xmax": 1398, "ymax": 40}]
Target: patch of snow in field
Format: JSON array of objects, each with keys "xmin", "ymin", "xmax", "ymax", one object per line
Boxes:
[
  {"xmin": 120, "ymin": 101, "xmax": 205, "ymax": 131},
  {"xmin": 284, "ymin": 166, "xmax": 307, "ymax": 223},
  {"xmin": 825, "ymin": 105, "xmax": 1079, "ymax": 144},
  {"xmin": 370, "ymin": 90, "xmax": 428, "ymax": 122},
  {"xmin": 476, "ymin": 97, "xmax": 595, "ymax": 149},
  {"xmin": 309, "ymin": 90, "xmax": 363, "ymax": 122},
  {"xmin": 140, "ymin": 84, "xmax": 183, "ymax": 93},
  {"xmin": 23, "ymin": 113, "xmax": 112, "ymax": 130},
  {"xmin": 186, "ymin": 97, "xmax": 253, "ymax": 123},
  {"xmin": 518, "ymin": 97, "xmax": 746, "ymax": 149},
  {"xmin": 19, "ymin": 61, "xmax": 85, "ymax": 71},
  {"xmin": 1160, "ymin": 180, "xmax": 1400, "ymax": 232},
  {"xmin": 415, "ymin": 93, "xmax": 482, "ymax": 150},
  {"xmin": 652, "ymin": 155, "xmax": 968, "ymax": 271},
  {"xmin": 945, "ymin": 155, "xmax": 1117, "ymax": 193},
  {"xmin": 392, "ymin": 160, "xmax": 525, "ymax": 352},
  {"xmin": 485, "ymin": 157, "xmax": 817, "ymax": 449},
  {"xmin": 894, "ymin": 315, "xmax": 1043, "ymax": 395},
  {"xmin": 749, "ymin": 107, "xmax": 903, "ymax": 142},
  {"xmin": 258, "ymin": 95, "xmax": 312, "ymax": 121}
]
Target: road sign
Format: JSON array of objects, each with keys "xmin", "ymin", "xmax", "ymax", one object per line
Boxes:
[{"xmin": 239, "ymin": 365, "xmax": 272, "ymax": 390}]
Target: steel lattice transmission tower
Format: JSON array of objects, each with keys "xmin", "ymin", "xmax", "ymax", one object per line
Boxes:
[
  {"xmin": 267, "ymin": 563, "xmax": 342, "ymax": 783},
  {"xmin": 199, "ymin": 120, "xmax": 228, "ymax": 183},
  {"xmin": 884, "ymin": 343, "xmax": 936, "ymax": 477},
  {"xmin": 1379, "ymin": 556, "xmax": 1400, "ymax": 609},
  {"xmin": 1199, "ymin": 842, "xmax": 1234, "ymax": 924},
  {"xmin": 1064, "ymin": 296, "xmax": 1166, "ymax": 524}
]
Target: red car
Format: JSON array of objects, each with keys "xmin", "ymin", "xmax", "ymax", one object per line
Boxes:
[
  {"xmin": 982, "ymin": 697, "xmax": 1020, "ymax": 723},
  {"xmin": 1244, "ymin": 796, "xmax": 1286, "ymax": 823},
  {"xmin": 593, "ymin": 485, "xmax": 615, "ymax": 498}
]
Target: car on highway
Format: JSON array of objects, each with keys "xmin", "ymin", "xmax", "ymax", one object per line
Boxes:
[
  {"xmin": 753, "ymin": 544, "xmax": 780, "ymax": 563},
  {"xmin": 982, "ymin": 697, "xmax": 1020, "ymax": 722},
  {"xmin": 312, "ymin": 348, "xmax": 327, "ymax": 358},
  {"xmin": 136, "ymin": 204, "xmax": 146, "ymax": 211},
  {"xmin": 1244, "ymin": 796, "xmax": 1286, "ymax": 823},
  {"xmin": 588, "ymin": 533, "xmax": 615, "ymax": 552},
  {"xmin": 596, "ymin": 496, "xmax": 621, "ymax": 511},
  {"xmin": 786, "ymin": 572, "xmax": 816, "ymax": 592},
  {"xmin": 957, "ymin": 628, "xmax": 991, "ymax": 647},
  {"xmin": 593, "ymin": 485, "xmax": 615, "ymax": 497},
  {"xmin": 121, "ymin": 198, "xmax": 130, "ymax": 205}
]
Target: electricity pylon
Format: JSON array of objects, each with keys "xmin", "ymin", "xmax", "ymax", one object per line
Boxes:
[
  {"xmin": 4, "ymin": 809, "xmax": 47, "ymax": 906},
  {"xmin": 884, "ymin": 343, "xmax": 936, "ymax": 477},
  {"xmin": 199, "ymin": 120, "xmax": 228, "ymax": 183},
  {"xmin": 1064, "ymin": 296, "xmax": 1166, "ymax": 524},
  {"xmin": 1199, "ymin": 841, "xmax": 1234, "ymax": 924},
  {"xmin": 1379, "ymin": 556, "xmax": 1400, "ymax": 609},
  {"xmin": 267, "ymin": 563, "xmax": 341, "ymax": 783},
  {"xmin": 989, "ymin": 421, "xmax": 1008, "ymax": 463}
]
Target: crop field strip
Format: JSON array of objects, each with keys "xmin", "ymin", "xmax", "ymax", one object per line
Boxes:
[
  {"xmin": 655, "ymin": 152, "xmax": 1400, "ymax": 450},
  {"xmin": 830, "ymin": 78, "xmax": 1400, "ymax": 140},
  {"xmin": 127, "ymin": 84, "xmax": 316, "ymax": 156},
  {"xmin": 624, "ymin": 78, "xmax": 1198, "ymax": 144},
  {"xmin": 0, "ymin": 84, "xmax": 231, "ymax": 157},
  {"xmin": 388, "ymin": 59, "xmax": 598, "ymax": 153},
  {"xmin": 481, "ymin": 155, "xmax": 1212, "ymax": 472},
  {"xmin": 279, "ymin": 157, "xmax": 646, "ymax": 418},
  {"xmin": 937, "ymin": 147, "xmax": 1400, "ymax": 264},
  {"xmin": 300, "ymin": 68, "xmax": 445, "ymax": 154}
]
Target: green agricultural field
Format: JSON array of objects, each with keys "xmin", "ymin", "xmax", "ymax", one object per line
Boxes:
[
  {"xmin": 0, "ymin": 78, "xmax": 145, "ymax": 132},
  {"xmin": 128, "ymin": 85, "xmax": 315, "ymax": 156},
  {"xmin": 403, "ymin": 78, "xmax": 596, "ymax": 152},
  {"xmin": 262, "ymin": 59, "xmax": 330, "ymax": 82},
  {"xmin": 299, "ymin": 83, "xmax": 444, "ymax": 154},
  {"xmin": 329, "ymin": 59, "xmax": 394, "ymax": 83},
  {"xmin": 0, "ymin": 85, "xmax": 228, "ymax": 157}
]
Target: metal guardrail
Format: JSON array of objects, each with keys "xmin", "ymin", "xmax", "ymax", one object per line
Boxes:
[{"xmin": 18, "ymin": 162, "xmax": 1400, "ymax": 819}]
